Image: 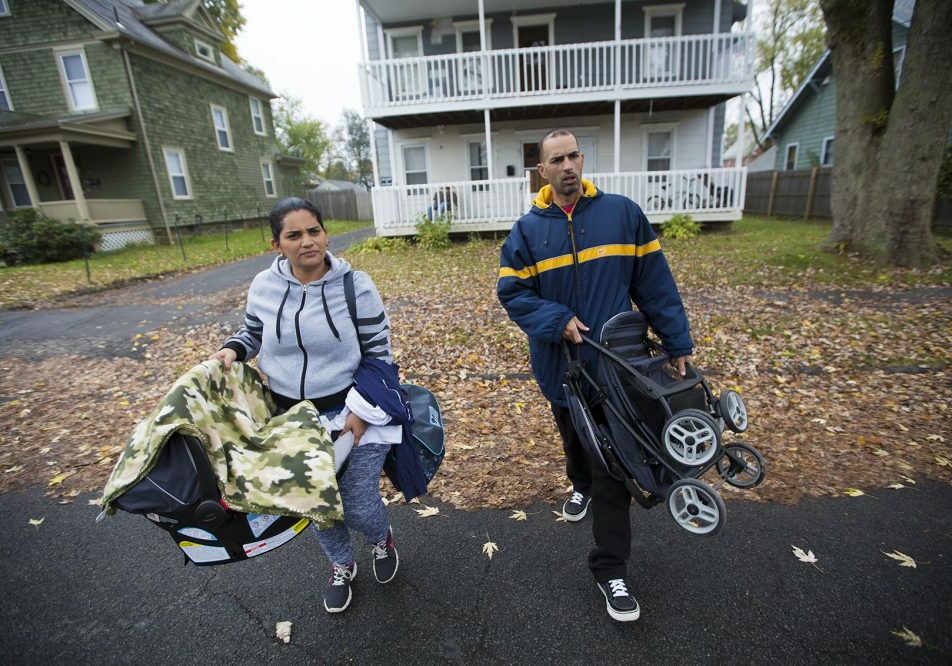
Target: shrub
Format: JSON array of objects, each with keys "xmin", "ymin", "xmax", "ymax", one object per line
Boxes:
[
  {"xmin": 662, "ymin": 213, "xmax": 701, "ymax": 240},
  {"xmin": 348, "ymin": 236, "xmax": 408, "ymax": 254},
  {"xmin": 415, "ymin": 213, "xmax": 451, "ymax": 250},
  {"xmin": 0, "ymin": 208, "xmax": 100, "ymax": 265}
]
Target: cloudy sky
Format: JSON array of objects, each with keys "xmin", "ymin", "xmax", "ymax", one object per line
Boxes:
[{"xmin": 235, "ymin": 0, "xmax": 364, "ymax": 127}]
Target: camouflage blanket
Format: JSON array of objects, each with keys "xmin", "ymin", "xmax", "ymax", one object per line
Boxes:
[{"xmin": 100, "ymin": 361, "xmax": 343, "ymax": 528}]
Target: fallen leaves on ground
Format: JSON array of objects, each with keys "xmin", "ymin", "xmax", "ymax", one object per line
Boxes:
[
  {"xmin": 791, "ymin": 545, "xmax": 823, "ymax": 572},
  {"xmin": 1, "ymin": 239, "xmax": 951, "ymax": 511},
  {"xmin": 414, "ymin": 505, "xmax": 441, "ymax": 518},
  {"xmin": 28, "ymin": 518, "xmax": 44, "ymax": 528},
  {"xmin": 891, "ymin": 626, "xmax": 922, "ymax": 648},
  {"xmin": 275, "ymin": 621, "xmax": 292, "ymax": 644},
  {"xmin": 882, "ymin": 550, "xmax": 918, "ymax": 568},
  {"xmin": 509, "ymin": 509, "xmax": 527, "ymax": 521},
  {"xmin": 482, "ymin": 538, "xmax": 498, "ymax": 560}
]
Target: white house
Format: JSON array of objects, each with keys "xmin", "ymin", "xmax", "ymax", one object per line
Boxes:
[{"xmin": 354, "ymin": 0, "xmax": 755, "ymax": 236}]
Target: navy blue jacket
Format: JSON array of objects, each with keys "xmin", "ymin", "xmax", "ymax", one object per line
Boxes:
[
  {"xmin": 353, "ymin": 357, "xmax": 428, "ymax": 501},
  {"xmin": 497, "ymin": 179, "xmax": 693, "ymax": 407}
]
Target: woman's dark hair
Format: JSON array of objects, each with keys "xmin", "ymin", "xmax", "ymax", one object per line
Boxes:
[{"xmin": 269, "ymin": 197, "xmax": 324, "ymax": 239}]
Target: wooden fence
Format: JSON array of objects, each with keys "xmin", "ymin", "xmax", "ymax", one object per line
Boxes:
[
  {"xmin": 745, "ymin": 168, "xmax": 951, "ymax": 230},
  {"xmin": 305, "ymin": 189, "xmax": 373, "ymax": 221}
]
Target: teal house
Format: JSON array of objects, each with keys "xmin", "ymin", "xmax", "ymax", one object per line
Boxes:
[
  {"xmin": 0, "ymin": 0, "xmax": 304, "ymax": 250},
  {"xmin": 764, "ymin": 0, "xmax": 914, "ymax": 172}
]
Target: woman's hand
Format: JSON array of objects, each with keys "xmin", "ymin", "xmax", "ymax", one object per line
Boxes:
[
  {"xmin": 209, "ymin": 348, "xmax": 238, "ymax": 372},
  {"xmin": 340, "ymin": 411, "xmax": 369, "ymax": 447}
]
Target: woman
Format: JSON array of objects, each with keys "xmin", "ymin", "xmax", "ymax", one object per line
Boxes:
[{"xmin": 210, "ymin": 197, "xmax": 400, "ymax": 614}]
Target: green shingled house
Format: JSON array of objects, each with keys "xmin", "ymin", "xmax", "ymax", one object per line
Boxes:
[{"xmin": 0, "ymin": 0, "xmax": 304, "ymax": 250}]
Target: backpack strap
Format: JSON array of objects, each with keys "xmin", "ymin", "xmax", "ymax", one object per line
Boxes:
[{"xmin": 343, "ymin": 270, "xmax": 366, "ymax": 356}]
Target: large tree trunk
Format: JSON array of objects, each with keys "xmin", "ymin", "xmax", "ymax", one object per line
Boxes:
[{"xmin": 820, "ymin": 0, "xmax": 952, "ymax": 268}]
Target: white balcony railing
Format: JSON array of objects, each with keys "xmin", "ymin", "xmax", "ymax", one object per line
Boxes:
[
  {"xmin": 360, "ymin": 33, "xmax": 754, "ymax": 112},
  {"xmin": 371, "ymin": 168, "xmax": 747, "ymax": 235}
]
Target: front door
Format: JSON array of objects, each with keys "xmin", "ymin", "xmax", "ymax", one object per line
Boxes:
[
  {"xmin": 517, "ymin": 24, "xmax": 549, "ymax": 92},
  {"xmin": 522, "ymin": 142, "xmax": 546, "ymax": 192},
  {"xmin": 389, "ymin": 32, "xmax": 425, "ymax": 100},
  {"xmin": 646, "ymin": 13, "xmax": 678, "ymax": 80}
]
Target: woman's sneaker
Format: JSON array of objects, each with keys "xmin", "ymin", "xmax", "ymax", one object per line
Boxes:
[
  {"xmin": 596, "ymin": 578, "xmax": 640, "ymax": 622},
  {"xmin": 562, "ymin": 491, "xmax": 591, "ymax": 521},
  {"xmin": 324, "ymin": 561, "xmax": 357, "ymax": 613},
  {"xmin": 371, "ymin": 527, "xmax": 399, "ymax": 584}
]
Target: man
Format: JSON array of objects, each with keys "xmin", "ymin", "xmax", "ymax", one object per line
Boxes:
[{"xmin": 497, "ymin": 129, "xmax": 693, "ymax": 622}]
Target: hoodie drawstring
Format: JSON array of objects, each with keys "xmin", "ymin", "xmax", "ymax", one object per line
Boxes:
[
  {"xmin": 321, "ymin": 283, "xmax": 340, "ymax": 341},
  {"xmin": 276, "ymin": 283, "xmax": 291, "ymax": 342}
]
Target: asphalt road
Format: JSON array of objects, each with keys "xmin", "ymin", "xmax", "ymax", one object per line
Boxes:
[{"xmin": 1, "ymin": 483, "xmax": 950, "ymax": 664}]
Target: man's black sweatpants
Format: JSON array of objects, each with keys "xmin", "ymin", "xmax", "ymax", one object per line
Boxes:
[{"xmin": 551, "ymin": 404, "xmax": 633, "ymax": 582}]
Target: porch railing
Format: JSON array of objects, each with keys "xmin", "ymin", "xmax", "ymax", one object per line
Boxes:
[
  {"xmin": 360, "ymin": 33, "xmax": 754, "ymax": 111},
  {"xmin": 38, "ymin": 198, "xmax": 147, "ymax": 224},
  {"xmin": 370, "ymin": 168, "xmax": 746, "ymax": 235}
]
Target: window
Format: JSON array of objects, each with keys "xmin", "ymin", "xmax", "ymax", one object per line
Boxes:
[
  {"xmin": 0, "ymin": 65, "xmax": 11, "ymax": 111},
  {"xmin": 643, "ymin": 4, "xmax": 684, "ymax": 79},
  {"xmin": 646, "ymin": 130, "xmax": 673, "ymax": 171},
  {"xmin": 2, "ymin": 159, "xmax": 31, "ymax": 207},
  {"xmin": 784, "ymin": 143, "xmax": 799, "ymax": 171},
  {"xmin": 387, "ymin": 27, "xmax": 424, "ymax": 99},
  {"xmin": 893, "ymin": 46, "xmax": 905, "ymax": 89},
  {"xmin": 249, "ymin": 97, "xmax": 266, "ymax": 136},
  {"xmin": 261, "ymin": 160, "xmax": 276, "ymax": 197},
  {"xmin": 468, "ymin": 141, "xmax": 488, "ymax": 180},
  {"xmin": 56, "ymin": 50, "xmax": 97, "ymax": 111},
  {"xmin": 195, "ymin": 39, "xmax": 215, "ymax": 62},
  {"xmin": 210, "ymin": 104, "xmax": 233, "ymax": 151},
  {"xmin": 402, "ymin": 145, "xmax": 428, "ymax": 185},
  {"xmin": 821, "ymin": 136, "xmax": 834, "ymax": 167},
  {"xmin": 162, "ymin": 147, "xmax": 192, "ymax": 199},
  {"xmin": 0, "ymin": 0, "xmax": 9, "ymax": 17}
]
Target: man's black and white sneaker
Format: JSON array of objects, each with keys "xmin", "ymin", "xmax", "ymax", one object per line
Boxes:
[
  {"xmin": 562, "ymin": 491, "xmax": 591, "ymax": 521},
  {"xmin": 324, "ymin": 561, "xmax": 357, "ymax": 613},
  {"xmin": 371, "ymin": 527, "xmax": 399, "ymax": 584},
  {"xmin": 596, "ymin": 578, "xmax": 640, "ymax": 622}
]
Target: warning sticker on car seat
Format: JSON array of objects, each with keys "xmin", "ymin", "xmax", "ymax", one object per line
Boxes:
[
  {"xmin": 246, "ymin": 513, "xmax": 280, "ymax": 538},
  {"xmin": 178, "ymin": 541, "xmax": 230, "ymax": 564},
  {"xmin": 243, "ymin": 518, "xmax": 309, "ymax": 558}
]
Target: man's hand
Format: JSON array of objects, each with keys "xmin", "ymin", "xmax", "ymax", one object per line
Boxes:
[
  {"xmin": 340, "ymin": 411, "xmax": 369, "ymax": 447},
  {"xmin": 671, "ymin": 355, "xmax": 694, "ymax": 377},
  {"xmin": 210, "ymin": 348, "xmax": 238, "ymax": 372},
  {"xmin": 562, "ymin": 317, "xmax": 590, "ymax": 344}
]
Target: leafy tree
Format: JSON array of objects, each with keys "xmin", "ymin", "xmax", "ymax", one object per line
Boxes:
[
  {"xmin": 338, "ymin": 110, "xmax": 374, "ymax": 189},
  {"xmin": 820, "ymin": 0, "xmax": 952, "ymax": 267},
  {"xmin": 324, "ymin": 160, "xmax": 352, "ymax": 181},
  {"xmin": 746, "ymin": 0, "xmax": 827, "ymax": 150},
  {"xmin": 144, "ymin": 0, "xmax": 246, "ymax": 61},
  {"xmin": 273, "ymin": 97, "xmax": 333, "ymax": 180}
]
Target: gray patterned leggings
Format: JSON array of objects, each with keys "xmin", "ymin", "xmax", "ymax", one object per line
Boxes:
[{"xmin": 311, "ymin": 441, "xmax": 392, "ymax": 565}]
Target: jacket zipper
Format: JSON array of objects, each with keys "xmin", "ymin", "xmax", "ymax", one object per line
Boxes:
[
  {"xmin": 565, "ymin": 207, "xmax": 583, "ymax": 314},
  {"xmin": 294, "ymin": 285, "xmax": 309, "ymax": 399}
]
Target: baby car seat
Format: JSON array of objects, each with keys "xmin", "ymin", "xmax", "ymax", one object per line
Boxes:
[{"xmin": 112, "ymin": 432, "xmax": 309, "ymax": 566}]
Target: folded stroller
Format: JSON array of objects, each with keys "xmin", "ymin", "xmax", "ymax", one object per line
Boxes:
[{"xmin": 562, "ymin": 311, "xmax": 765, "ymax": 536}]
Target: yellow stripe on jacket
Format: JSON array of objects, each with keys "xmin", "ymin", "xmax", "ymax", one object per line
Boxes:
[{"xmin": 497, "ymin": 241, "xmax": 661, "ymax": 279}]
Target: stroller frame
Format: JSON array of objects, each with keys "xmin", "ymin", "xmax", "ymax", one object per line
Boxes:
[{"xmin": 561, "ymin": 312, "xmax": 764, "ymax": 535}]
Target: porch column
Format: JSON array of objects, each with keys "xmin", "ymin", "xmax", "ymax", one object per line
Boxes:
[
  {"xmin": 707, "ymin": 107, "xmax": 715, "ymax": 168},
  {"xmin": 613, "ymin": 0, "xmax": 621, "ymax": 173},
  {"xmin": 387, "ymin": 129, "xmax": 397, "ymax": 185},
  {"xmin": 712, "ymin": 0, "xmax": 721, "ymax": 32},
  {"xmin": 12, "ymin": 146, "xmax": 40, "ymax": 207},
  {"xmin": 614, "ymin": 101, "xmax": 621, "ymax": 173},
  {"xmin": 484, "ymin": 108, "xmax": 494, "ymax": 178},
  {"xmin": 58, "ymin": 141, "xmax": 90, "ymax": 222},
  {"xmin": 367, "ymin": 119, "xmax": 380, "ymax": 187},
  {"xmin": 354, "ymin": 0, "xmax": 367, "ymax": 61},
  {"xmin": 478, "ymin": 0, "xmax": 489, "ymax": 98},
  {"xmin": 735, "ymin": 92, "xmax": 746, "ymax": 210}
]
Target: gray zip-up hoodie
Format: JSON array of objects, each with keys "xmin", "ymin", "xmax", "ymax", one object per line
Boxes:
[{"xmin": 223, "ymin": 251, "xmax": 392, "ymax": 401}]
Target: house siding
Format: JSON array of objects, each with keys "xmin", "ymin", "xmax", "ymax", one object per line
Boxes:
[
  {"xmin": 773, "ymin": 76, "xmax": 837, "ymax": 171},
  {"xmin": 0, "ymin": 0, "xmax": 97, "ymax": 48}
]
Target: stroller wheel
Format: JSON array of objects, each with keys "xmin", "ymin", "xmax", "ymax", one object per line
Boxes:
[
  {"xmin": 661, "ymin": 409, "xmax": 721, "ymax": 466},
  {"xmin": 715, "ymin": 443, "xmax": 766, "ymax": 488},
  {"xmin": 718, "ymin": 390, "xmax": 749, "ymax": 433},
  {"xmin": 667, "ymin": 478, "xmax": 726, "ymax": 536}
]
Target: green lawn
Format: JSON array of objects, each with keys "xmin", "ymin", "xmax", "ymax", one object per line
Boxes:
[{"xmin": 0, "ymin": 219, "xmax": 370, "ymax": 308}]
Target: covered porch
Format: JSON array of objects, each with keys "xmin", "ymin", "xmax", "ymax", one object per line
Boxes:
[
  {"xmin": 0, "ymin": 109, "xmax": 153, "ymax": 251},
  {"xmin": 370, "ymin": 167, "xmax": 747, "ymax": 236}
]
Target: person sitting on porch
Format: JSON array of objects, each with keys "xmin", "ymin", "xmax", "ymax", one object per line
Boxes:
[{"xmin": 427, "ymin": 186, "xmax": 457, "ymax": 220}]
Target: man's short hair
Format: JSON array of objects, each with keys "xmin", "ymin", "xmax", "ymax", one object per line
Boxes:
[{"xmin": 537, "ymin": 129, "xmax": 579, "ymax": 163}]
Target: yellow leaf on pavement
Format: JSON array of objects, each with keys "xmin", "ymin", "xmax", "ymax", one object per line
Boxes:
[
  {"xmin": 415, "ymin": 505, "xmax": 440, "ymax": 518},
  {"xmin": 29, "ymin": 518, "xmax": 44, "ymax": 528},
  {"xmin": 883, "ymin": 550, "xmax": 918, "ymax": 568},
  {"xmin": 482, "ymin": 540, "xmax": 498, "ymax": 559},
  {"xmin": 891, "ymin": 626, "xmax": 922, "ymax": 648},
  {"xmin": 509, "ymin": 510, "xmax": 527, "ymax": 521},
  {"xmin": 844, "ymin": 488, "xmax": 865, "ymax": 497}
]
